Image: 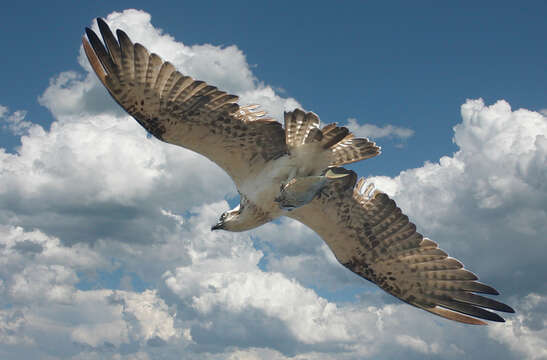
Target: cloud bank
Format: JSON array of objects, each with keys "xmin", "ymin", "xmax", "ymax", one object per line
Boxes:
[{"xmin": 1, "ymin": 9, "xmax": 546, "ymax": 360}]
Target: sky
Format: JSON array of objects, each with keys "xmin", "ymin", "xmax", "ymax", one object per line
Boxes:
[{"xmin": 0, "ymin": 2, "xmax": 546, "ymax": 359}]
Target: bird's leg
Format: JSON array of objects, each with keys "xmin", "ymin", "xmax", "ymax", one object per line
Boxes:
[
  {"xmin": 275, "ymin": 175, "xmax": 328, "ymax": 210},
  {"xmin": 278, "ymin": 168, "xmax": 350, "ymax": 207}
]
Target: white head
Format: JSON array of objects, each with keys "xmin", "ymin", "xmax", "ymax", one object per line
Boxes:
[
  {"xmin": 211, "ymin": 205, "xmax": 242, "ymax": 232},
  {"xmin": 210, "ymin": 203, "xmax": 270, "ymax": 232}
]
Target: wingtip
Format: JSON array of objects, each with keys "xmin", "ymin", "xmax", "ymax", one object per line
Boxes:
[
  {"xmin": 116, "ymin": 28, "xmax": 131, "ymax": 42},
  {"xmin": 84, "ymin": 27, "xmax": 95, "ymax": 39},
  {"xmin": 96, "ymin": 18, "xmax": 111, "ymax": 37},
  {"xmin": 423, "ymin": 306, "xmax": 489, "ymax": 325},
  {"xmin": 491, "ymin": 312, "xmax": 506, "ymax": 322},
  {"xmin": 82, "ymin": 35, "xmax": 107, "ymax": 87},
  {"xmin": 488, "ymin": 286, "xmax": 500, "ymax": 296}
]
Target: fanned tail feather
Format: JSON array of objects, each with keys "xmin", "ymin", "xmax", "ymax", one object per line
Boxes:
[
  {"xmin": 284, "ymin": 109, "xmax": 320, "ymax": 147},
  {"xmin": 321, "ymin": 125, "xmax": 349, "ymax": 148},
  {"xmin": 330, "ymin": 136, "xmax": 380, "ymax": 166},
  {"xmin": 284, "ymin": 109, "xmax": 381, "ymax": 166}
]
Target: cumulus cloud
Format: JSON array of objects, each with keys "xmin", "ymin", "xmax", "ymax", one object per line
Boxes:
[
  {"xmin": 395, "ymin": 334, "xmax": 440, "ymax": 354},
  {"xmin": 488, "ymin": 293, "xmax": 547, "ymax": 360},
  {"xmin": 0, "ymin": 105, "xmax": 33, "ymax": 136},
  {"xmin": 1, "ymin": 97, "xmax": 234, "ymax": 246},
  {"xmin": 250, "ymin": 218, "xmax": 358, "ymax": 291},
  {"xmin": 166, "ymin": 260, "xmax": 352, "ymax": 345},
  {"xmin": 164, "ymin": 248, "xmax": 485, "ymax": 359},
  {"xmin": 0, "ymin": 227, "xmax": 181, "ymax": 358},
  {"xmin": 69, "ymin": 289, "xmax": 181, "ymax": 348},
  {"xmin": 0, "ymin": 226, "xmax": 105, "ymax": 306},
  {"xmin": 345, "ymin": 117, "xmax": 414, "ymax": 140},
  {"xmin": 1, "ymin": 7, "xmax": 546, "ymax": 360},
  {"xmin": 0, "ymin": 9, "xmax": 310, "ymax": 358},
  {"xmin": 0, "ymin": 309, "xmax": 34, "ymax": 346}
]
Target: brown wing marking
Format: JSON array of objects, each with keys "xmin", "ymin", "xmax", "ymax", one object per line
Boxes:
[
  {"xmin": 288, "ymin": 174, "xmax": 514, "ymax": 325},
  {"xmin": 83, "ymin": 18, "xmax": 286, "ymax": 184}
]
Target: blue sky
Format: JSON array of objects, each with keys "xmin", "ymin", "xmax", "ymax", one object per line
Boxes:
[
  {"xmin": 2, "ymin": 1, "xmax": 545, "ymax": 174},
  {"xmin": 1, "ymin": 2, "xmax": 546, "ymax": 359}
]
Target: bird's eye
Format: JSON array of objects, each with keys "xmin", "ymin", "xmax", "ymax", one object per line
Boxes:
[{"xmin": 221, "ymin": 213, "xmax": 227, "ymax": 220}]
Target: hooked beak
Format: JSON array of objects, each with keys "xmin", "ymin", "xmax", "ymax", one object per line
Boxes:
[{"xmin": 211, "ymin": 222, "xmax": 223, "ymax": 231}]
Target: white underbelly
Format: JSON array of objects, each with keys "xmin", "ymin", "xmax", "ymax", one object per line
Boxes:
[{"xmin": 238, "ymin": 155, "xmax": 296, "ymax": 214}]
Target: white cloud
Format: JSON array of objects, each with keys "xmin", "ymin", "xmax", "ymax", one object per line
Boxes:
[
  {"xmin": 1, "ymin": 7, "xmax": 546, "ymax": 360},
  {"xmin": 224, "ymin": 348, "xmax": 292, "ymax": 360},
  {"xmin": 0, "ymin": 226, "xmax": 179, "ymax": 351},
  {"xmin": 251, "ymin": 218, "xmax": 357, "ymax": 291},
  {"xmin": 0, "ymin": 101, "xmax": 233, "ymax": 246},
  {"xmin": 346, "ymin": 118, "xmax": 414, "ymax": 140},
  {"xmin": 0, "ymin": 226, "xmax": 106, "ymax": 308},
  {"xmin": 166, "ymin": 263, "xmax": 352, "ymax": 344},
  {"xmin": 0, "ymin": 309, "xmax": 34, "ymax": 346},
  {"xmin": 10, "ymin": 264, "xmax": 77, "ymax": 304},
  {"xmin": 70, "ymin": 289, "xmax": 181, "ymax": 347},
  {"xmin": 488, "ymin": 293, "xmax": 547, "ymax": 360},
  {"xmin": 0, "ymin": 105, "xmax": 34, "ymax": 136},
  {"xmin": 3, "ymin": 9, "xmax": 301, "ymax": 251},
  {"xmin": 3, "ymin": 287, "xmax": 181, "ymax": 352},
  {"xmin": 70, "ymin": 352, "xmax": 152, "ymax": 360},
  {"xmin": 119, "ymin": 289, "xmax": 183, "ymax": 344},
  {"xmin": 395, "ymin": 335, "xmax": 440, "ymax": 354},
  {"xmin": 0, "ymin": 9, "xmax": 309, "ymax": 358}
]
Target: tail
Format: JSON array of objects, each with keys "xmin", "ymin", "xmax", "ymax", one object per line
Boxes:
[{"xmin": 284, "ymin": 109, "xmax": 381, "ymax": 166}]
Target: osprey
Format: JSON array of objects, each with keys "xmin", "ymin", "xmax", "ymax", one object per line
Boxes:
[{"xmin": 83, "ymin": 18, "xmax": 514, "ymax": 325}]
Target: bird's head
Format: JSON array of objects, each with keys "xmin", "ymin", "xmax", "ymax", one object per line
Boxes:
[{"xmin": 211, "ymin": 205, "xmax": 241, "ymax": 231}]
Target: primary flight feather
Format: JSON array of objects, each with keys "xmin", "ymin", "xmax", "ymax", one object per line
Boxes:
[{"xmin": 83, "ymin": 18, "xmax": 514, "ymax": 325}]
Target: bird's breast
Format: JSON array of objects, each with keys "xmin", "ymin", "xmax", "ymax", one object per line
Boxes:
[{"xmin": 238, "ymin": 156, "xmax": 295, "ymax": 215}]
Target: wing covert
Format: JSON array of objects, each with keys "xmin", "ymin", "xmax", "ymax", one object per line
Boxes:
[{"xmin": 83, "ymin": 18, "xmax": 286, "ymax": 186}]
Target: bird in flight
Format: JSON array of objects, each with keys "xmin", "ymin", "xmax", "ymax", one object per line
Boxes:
[{"xmin": 83, "ymin": 18, "xmax": 514, "ymax": 325}]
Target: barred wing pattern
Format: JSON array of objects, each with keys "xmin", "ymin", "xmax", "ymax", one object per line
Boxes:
[
  {"xmin": 283, "ymin": 109, "xmax": 380, "ymax": 166},
  {"xmin": 289, "ymin": 175, "xmax": 514, "ymax": 325},
  {"xmin": 83, "ymin": 18, "xmax": 286, "ymax": 186},
  {"xmin": 84, "ymin": 18, "xmax": 513, "ymax": 325}
]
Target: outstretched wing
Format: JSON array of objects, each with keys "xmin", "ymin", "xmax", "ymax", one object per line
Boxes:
[
  {"xmin": 288, "ymin": 174, "xmax": 514, "ymax": 325},
  {"xmin": 83, "ymin": 18, "xmax": 286, "ymax": 186}
]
